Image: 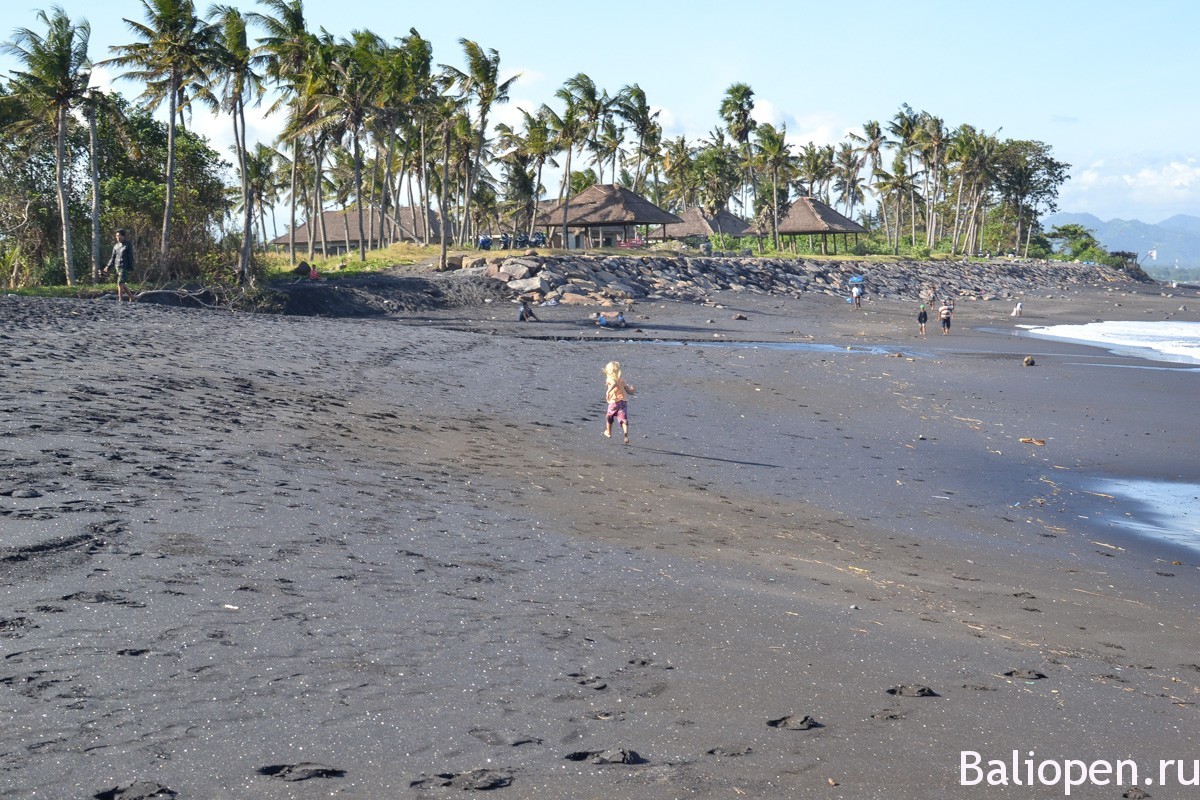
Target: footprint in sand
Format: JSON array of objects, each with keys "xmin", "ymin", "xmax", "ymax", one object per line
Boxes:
[
  {"xmin": 410, "ymin": 768, "xmax": 513, "ymax": 790},
  {"xmin": 93, "ymin": 781, "xmax": 177, "ymax": 799},
  {"xmin": 886, "ymin": 684, "xmax": 939, "ymax": 697},
  {"xmin": 564, "ymin": 749, "xmax": 646, "ymax": 764},
  {"xmin": 767, "ymin": 713, "xmax": 822, "ymax": 730},
  {"xmin": 257, "ymin": 763, "xmax": 346, "ymax": 781}
]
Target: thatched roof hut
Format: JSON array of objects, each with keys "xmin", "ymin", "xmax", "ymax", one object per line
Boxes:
[
  {"xmin": 652, "ymin": 206, "xmax": 751, "ymax": 240},
  {"xmin": 759, "ymin": 197, "xmax": 867, "ymax": 255},
  {"xmin": 541, "ymin": 184, "xmax": 681, "ymax": 248},
  {"xmin": 269, "ymin": 206, "xmax": 444, "ymax": 254}
]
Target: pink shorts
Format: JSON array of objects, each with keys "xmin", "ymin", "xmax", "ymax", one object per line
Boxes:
[{"xmin": 605, "ymin": 400, "xmax": 628, "ymax": 424}]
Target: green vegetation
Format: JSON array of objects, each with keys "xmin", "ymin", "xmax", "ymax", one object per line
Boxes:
[{"xmin": 0, "ymin": 0, "xmax": 1087, "ymax": 295}]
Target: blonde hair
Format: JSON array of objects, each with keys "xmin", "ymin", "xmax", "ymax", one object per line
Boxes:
[{"xmin": 604, "ymin": 360, "xmax": 622, "ymax": 383}]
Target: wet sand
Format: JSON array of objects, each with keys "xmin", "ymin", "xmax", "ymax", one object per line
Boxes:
[{"xmin": 1, "ymin": 282, "xmax": 1198, "ymax": 799}]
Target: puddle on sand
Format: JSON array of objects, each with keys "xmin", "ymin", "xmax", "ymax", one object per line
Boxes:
[
  {"xmin": 1088, "ymin": 478, "xmax": 1200, "ymax": 554},
  {"xmin": 633, "ymin": 340, "xmax": 918, "ymax": 356}
]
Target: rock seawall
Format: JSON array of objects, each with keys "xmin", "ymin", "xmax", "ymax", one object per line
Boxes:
[{"xmin": 469, "ymin": 253, "xmax": 1151, "ymax": 305}]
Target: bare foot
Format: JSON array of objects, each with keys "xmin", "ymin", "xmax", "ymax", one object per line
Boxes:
[
  {"xmin": 603, "ymin": 429, "xmax": 611, "ymax": 438},
  {"xmin": 623, "ymin": 435, "xmax": 630, "ymax": 445}
]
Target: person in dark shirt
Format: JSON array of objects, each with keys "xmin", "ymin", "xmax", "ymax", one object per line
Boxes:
[{"xmin": 103, "ymin": 229, "xmax": 135, "ymax": 303}]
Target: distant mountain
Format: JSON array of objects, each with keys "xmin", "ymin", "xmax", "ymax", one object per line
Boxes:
[{"xmin": 1042, "ymin": 212, "xmax": 1200, "ymax": 272}]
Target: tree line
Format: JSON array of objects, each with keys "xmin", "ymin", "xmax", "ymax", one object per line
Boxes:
[{"xmin": 1, "ymin": 0, "xmax": 1078, "ymax": 289}]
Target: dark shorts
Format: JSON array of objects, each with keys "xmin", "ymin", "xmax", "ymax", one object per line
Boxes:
[
  {"xmin": 115, "ymin": 267, "xmax": 130, "ymax": 284},
  {"xmin": 940, "ymin": 317, "xmax": 951, "ymax": 330},
  {"xmin": 606, "ymin": 400, "xmax": 628, "ymax": 424}
]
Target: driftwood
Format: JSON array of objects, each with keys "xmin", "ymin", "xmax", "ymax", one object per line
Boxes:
[{"xmin": 132, "ymin": 285, "xmax": 244, "ymax": 310}]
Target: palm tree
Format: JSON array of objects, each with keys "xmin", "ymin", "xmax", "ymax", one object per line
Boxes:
[
  {"xmin": 560, "ymin": 73, "xmax": 612, "ymax": 184},
  {"xmin": 719, "ymin": 82, "xmax": 755, "ymax": 215},
  {"xmin": 3, "ymin": 6, "xmax": 92, "ymax": 285},
  {"xmin": 444, "ymin": 39, "xmax": 516, "ymax": 246},
  {"xmin": 887, "ymin": 103, "xmax": 920, "ymax": 248},
  {"xmin": 250, "ymin": 0, "xmax": 312, "ymax": 264},
  {"xmin": 615, "ymin": 84, "xmax": 658, "ymax": 194},
  {"xmin": 915, "ymin": 111, "xmax": 948, "ymax": 246},
  {"xmin": 694, "ymin": 131, "xmax": 740, "ymax": 230},
  {"xmin": 833, "ymin": 142, "xmax": 864, "ymax": 219},
  {"xmin": 874, "ymin": 154, "xmax": 919, "ymax": 254},
  {"xmin": 753, "ymin": 123, "xmax": 791, "ymax": 250},
  {"xmin": 244, "ymin": 142, "xmax": 282, "ymax": 248},
  {"xmin": 591, "ymin": 116, "xmax": 626, "ymax": 184},
  {"xmin": 207, "ymin": 5, "xmax": 265, "ymax": 283},
  {"xmin": 848, "ymin": 119, "xmax": 886, "ymax": 233},
  {"xmin": 660, "ymin": 135, "xmax": 696, "ymax": 210},
  {"xmin": 543, "ymin": 93, "xmax": 586, "ymax": 249},
  {"xmin": 103, "ymin": 0, "xmax": 215, "ymax": 259},
  {"xmin": 305, "ymin": 30, "xmax": 382, "ymax": 261}
]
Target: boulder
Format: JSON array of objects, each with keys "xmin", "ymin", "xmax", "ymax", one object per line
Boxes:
[{"xmin": 508, "ymin": 275, "xmax": 549, "ymax": 294}]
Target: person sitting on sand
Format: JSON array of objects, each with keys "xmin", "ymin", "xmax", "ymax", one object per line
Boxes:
[
  {"xmin": 938, "ymin": 301, "xmax": 953, "ymax": 334},
  {"xmin": 603, "ymin": 360, "xmax": 635, "ymax": 445},
  {"xmin": 1011, "ymin": 301, "xmax": 1023, "ymax": 317},
  {"xmin": 917, "ymin": 304, "xmax": 928, "ymax": 336},
  {"xmin": 517, "ymin": 299, "xmax": 538, "ymax": 322}
]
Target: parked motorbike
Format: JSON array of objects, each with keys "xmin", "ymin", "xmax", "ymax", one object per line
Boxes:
[
  {"xmin": 514, "ymin": 232, "xmax": 530, "ymax": 248},
  {"xmin": 477, "ymin": 234, "xmax": 492, "ymax": 251},
  {"xmin": 499, "ymin": 233, "xmax": 511, "ymax": 249},
  {"xmin": 529, "ymin": 231, "xmax": 546, "ymax": 247}
]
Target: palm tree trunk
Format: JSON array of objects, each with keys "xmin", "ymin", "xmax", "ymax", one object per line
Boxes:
[
  {"xmin": 560, "ymin": 146, "xmax": 575, "ymax": 250},
  {"xmin": 162, "ymin": 70, "xmax": 180, "ymax": 258},
  {"xmin": 289, "ymin": 136, "xmax": 299, "ymax": 264},
  {"xmin": 235, "ymin": 98, "xmax": 253, "ymax": 284},
  {"xmin": 439, "ymin": 120, "xmax": 452, "ymax": 270},
  {"xmin": 87, "ymin": 104, "xmax": 100, "ymax": 283},
  {"xmin": 420, "ymin": 117, "xmax": 431, "ymax": 246},
  {"xmin": 55, "ymin": 106, "xmax": 75, "ymax": 286},
  {"xmin": 353, "ymin": 130, "xmax": 366, "ymax": 261}
]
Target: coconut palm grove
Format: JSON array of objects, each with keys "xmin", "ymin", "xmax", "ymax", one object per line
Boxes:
[{"xmin": 1, "ymin": 0, "xmax": 1122, "ymax": 292}]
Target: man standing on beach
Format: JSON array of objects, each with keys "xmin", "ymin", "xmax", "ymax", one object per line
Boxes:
[
  {"xmin": 103, "ymin": 229, "xmax": 135, "ymax": 303},
  {"xmin": 938, "ymin": 300, "xmax": 953, "ymax": 334}
]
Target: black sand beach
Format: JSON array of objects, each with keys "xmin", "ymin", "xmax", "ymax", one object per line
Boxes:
[{"xmin": 2, "ymin": 278, "xmax": 1198, "ymax": 799}]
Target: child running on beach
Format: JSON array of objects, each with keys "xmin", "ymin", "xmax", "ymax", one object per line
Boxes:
[{"xmin": 603, "ymin": 360, "xmax": 635, "ymax": 444}]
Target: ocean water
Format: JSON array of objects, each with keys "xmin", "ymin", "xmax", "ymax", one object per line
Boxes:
[{"xmin": 1022, "ymin": 320, "xmax": 1200, "ymax": 366}]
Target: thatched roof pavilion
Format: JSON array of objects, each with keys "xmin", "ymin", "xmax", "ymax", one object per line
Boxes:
[
  {"xmin": 541, "ymin": 184, "xmax": 681, "ymax": 248},
  {"xmin": 760, "ymin": 196, "xmax": 867, "ymax": 255},
  {"xmin": 269, "ymin": 206, "xmax": 444, "ymax": 254},
  {"xmin": 652, "ymin": 206, "xmax": 751, "ymax": 240}
]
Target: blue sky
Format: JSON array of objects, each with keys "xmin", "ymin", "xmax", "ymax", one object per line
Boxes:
[{"xmin": 5, "ymin": 0, "xmax": 1198, "ymax": 223}]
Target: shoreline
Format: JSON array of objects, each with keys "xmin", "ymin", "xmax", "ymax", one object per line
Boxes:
[{"xmin": 1, "ymin": 283, "xmax": 1198, "ymax": 799}]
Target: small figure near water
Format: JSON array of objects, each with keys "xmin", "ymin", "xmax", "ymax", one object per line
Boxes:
[
  {"xmin": 917, "ymin": 304, "xmax": 928, "ymax": 336},
  {"xmin": 602, "ymin": 360, "xmax": 635, "ymax": 445},
  {"xmin": 939, "ymin": 300, "xmax": 954, "ymax": 334},
  {"xmin": 1011, "ymin": 301, "xmax": 1023, "ymax": 317}
]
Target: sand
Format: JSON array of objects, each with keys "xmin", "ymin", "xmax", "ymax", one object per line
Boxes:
[{"xmin": 1, "ymin": 279, "xmax": 1198, "ymax": 799}]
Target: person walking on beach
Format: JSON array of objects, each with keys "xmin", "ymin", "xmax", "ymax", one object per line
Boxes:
[
  {"xmin": 851, "ymin": 282, "xmax": 863, "ymax": 309},
  {"xmin": 103, "ymin": 228, "xmax": 135, "ymax": 303},
  {"xmin": 938, "ymin": 300, "xmax": 953, "ymax": 334},
  {"xmin": 603, "ymin": 360, "xmax": 635, "ymax": 445},
  {"xmin": 917, "ymin": 304, "xmax": 928, "ymax": 336}
]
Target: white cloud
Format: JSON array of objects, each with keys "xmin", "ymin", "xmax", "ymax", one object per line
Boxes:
[{"xmin": 1059, "ymin": 157, "xmax": 1200, "ymax": 221}]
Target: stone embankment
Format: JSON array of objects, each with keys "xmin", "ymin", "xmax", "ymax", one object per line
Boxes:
[{"xmin": 460, "ymin": 252, "xmax": 1150, "ymax": 305}]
